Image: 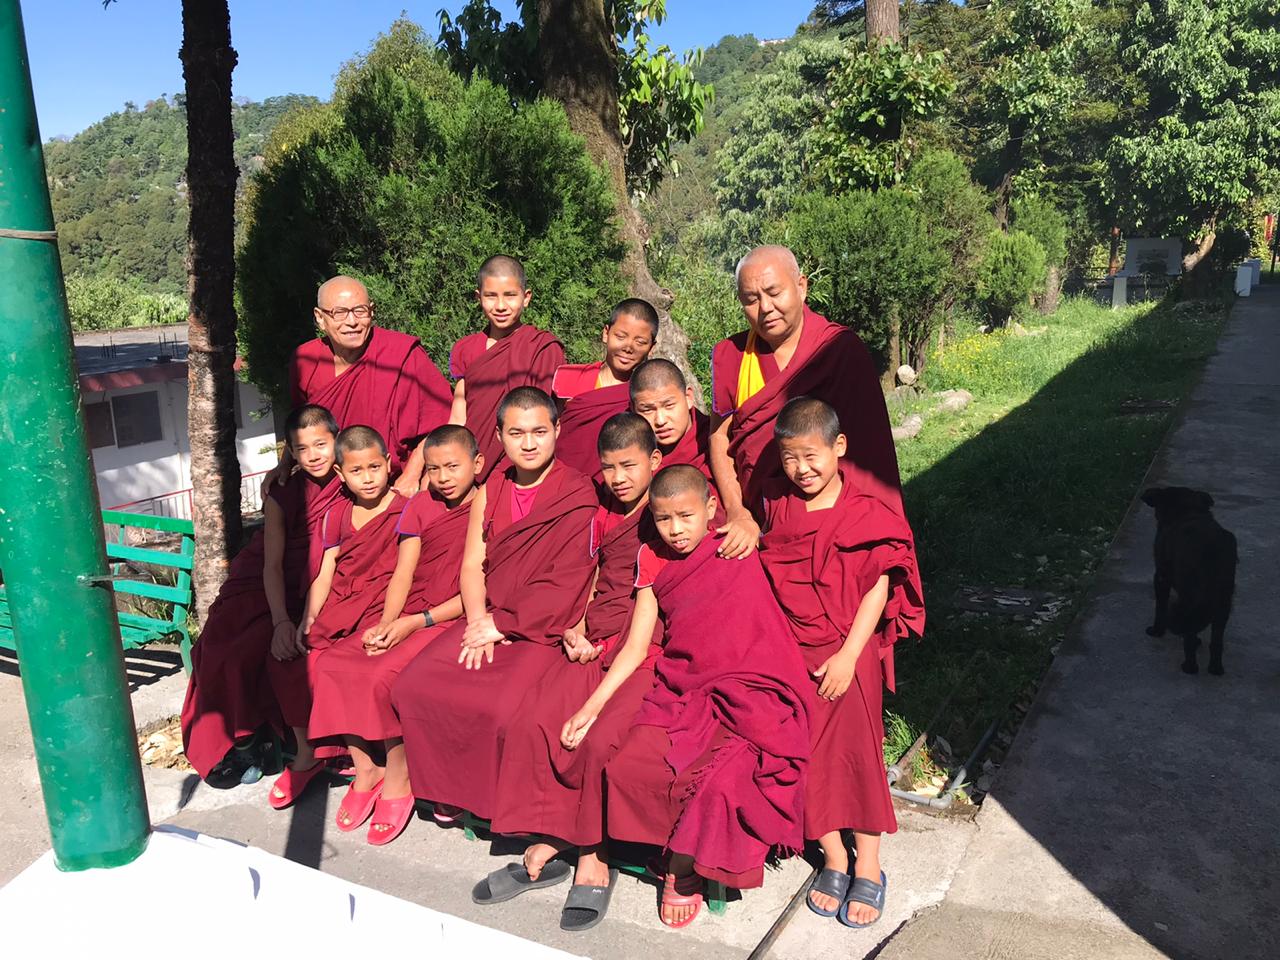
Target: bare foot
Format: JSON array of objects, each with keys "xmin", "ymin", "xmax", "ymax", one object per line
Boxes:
[
  {"xmin": 573, "ymin": 848, "xmax": 611, "ymax": 888},
  {"xmin": 846, "ymin": 860, "xmax": 883, "ymax": 925},
  {"xmin": 811, "ymin": 847, "xmax": 850, "ymax": 915},
  {"xmin": 523, "ymin": 840, "xmax": 568, "ymax": 882},
  {"xmin": 269, "ymin": 760, "xmax": 320, "ymax": 803},
  {"xmin": 661, "ymin": 855, "xmax": 702, "ymax": 927},
  {"xmin": 350, "ymin": 766, "xmax": 384, "ymax": 794}
]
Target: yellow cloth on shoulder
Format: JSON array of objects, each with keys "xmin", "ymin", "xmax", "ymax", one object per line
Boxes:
[{"xmin": 735, "ymin": 330, "xmax": 767, "ymax": 408}]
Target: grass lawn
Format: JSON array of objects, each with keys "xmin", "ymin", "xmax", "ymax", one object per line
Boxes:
[{"xmin": 883, "ymin": 294, "xmax": 1230, "ymax": 771}]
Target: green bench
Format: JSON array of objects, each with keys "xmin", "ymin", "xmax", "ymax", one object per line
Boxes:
[{"xmin": 0, "ymin": 509, "xmax": 196, "ymax": 671}]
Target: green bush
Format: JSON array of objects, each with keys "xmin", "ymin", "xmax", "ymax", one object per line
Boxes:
[
  {"xmin": 237, "ymin": 23, "xmax": 627, "ymax": 401},
  {"xmin": 1010, "ymin": 196, "xmax": 1067, "ymax": 269},
  {"xmin": 787, "ymin": 187, "xmax": 949, "ymax": 373},
  {"xmin": 974, "ymin": 230, "xmax": 1047, "ymax": 326},
  {"xmin": 64, "ymin": 273, "xmax": 187, "ymax": 331},
  {"xmin": 659, "ymin": 255, "xmax": 744, "ymax": 389}
]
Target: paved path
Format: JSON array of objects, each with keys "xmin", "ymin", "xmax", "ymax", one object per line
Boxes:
[{"xmin": 879, "ymin": 286, "xmax": 1280, "ymax": 960}]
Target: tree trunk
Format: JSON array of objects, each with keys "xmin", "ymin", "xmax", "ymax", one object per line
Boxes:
[
  {"xmin": 1040, "ymin": 264, "xmax": 1062, "ymax": 314},
  {"xmin": 880, "ymin": 306, "xmax": 902, "ymax": 391},
  {"xmin": 1181, "ymin": 227, "xmax": 1217, "ymax": 300},
  {"xmin": 181, "ymin": 0, "xmax": 242, "ymax": 624},
  {"xmin": 534, "ymin": 0, "xmax": 699, "ymax": 400},
  {"xmin": 1107, "ymin": 226, "xmax": 1122, "ymax": 276},
  {"xmin": 866, "ymin": 0, "xmax": 902, "ymax": 44}
]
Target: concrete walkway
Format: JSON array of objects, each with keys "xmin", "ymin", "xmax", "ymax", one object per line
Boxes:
[{"xmin": 878, "ymin": 285, "xmax": 1280, "ymax": 960}]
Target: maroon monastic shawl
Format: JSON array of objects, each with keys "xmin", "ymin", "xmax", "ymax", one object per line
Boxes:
[
  {"xmin": 305, "ymin": 494, "xmax": 408, "ymax": 650},
  {"xmin": 393, "ymin": 492, "xmax": 472, "ymax": 620},
  {"xmin": 588, "ymin": 501, "xmax": 663, "ymax": 663},
  {"xmin": 483, "ymin": 462, "xmax": 598, "ymax": 644},
  {"xmin": 717, "ymin": 308, "xmax": 903, "ymax": 517},
  {"xmin": 761, "ymin": 463, "xmax": 924, "ymax": 692},
  {"xmin": 454, "ymin": 325, "xmax": 565, "ymax": 481},
  {"xmin": 555, "ymin": 366, "xmax": 632, "ymax": 482},
  {"xmin": 661, "ymin": 409, "xmax": 715, "ymax": 486},
  {"xmin": 635, "ymin": 534, "xmax": 810, "ymax": 875},
  {"xmin": 290, "ymin": 327, "xmax": 452, "ymax": 473}
]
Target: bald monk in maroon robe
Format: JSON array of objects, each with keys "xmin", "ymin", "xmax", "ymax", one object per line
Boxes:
[
  {"xmin": 479, "ymin": 414, "xmax": 663, "ymax": 923},
  {"xmin": 708, "ymin": 245, "xmax": 904, "ymax": 561},
  {"xmin": 181, "ymin": 405, "xmax": 346, "ymax": 784},
  {"xmin": 392, "ymin": 388, "xmax": 597, "ymax": 822},
  {"xmin": 553, "ymin": 298, "xmax": 658, "ymax": 482},
  {"xmin": 605, "ymin": 466, "xmax": 810, "ymax": 928},
  {"xmin": 759, "ymin": 397, "xmax": 924, "ymax": 925},
  {"xmin": 445, "ymin": 256, "xmax": 565, "ymax": 482},
  {"xmin": 268, "ymin": 276, "xmax": 452, "ymax": 499}
]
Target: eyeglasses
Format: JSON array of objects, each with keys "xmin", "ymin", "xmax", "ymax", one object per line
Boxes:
[{"xmin": 318, "ymin": 304, "xmax": 372, "ymax": 321}]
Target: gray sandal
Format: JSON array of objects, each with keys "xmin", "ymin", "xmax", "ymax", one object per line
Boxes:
[
  {"xmin": 806, "ymin": 867, "xmax": 852, "ymax": 918},
  {"xmin": 559, "ymin": 868, "xmax": 619, "ymax": 932},
  {"xmin": 471, "ymin": 859, "xmax": 572, "ymax": 904},
  {"xmin": 838, "ymin": 870, "xmax": 887, "ymax": 929}
]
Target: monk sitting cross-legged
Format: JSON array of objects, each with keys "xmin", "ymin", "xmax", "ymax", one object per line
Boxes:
[
  {"xmin": 553, "ymin": 298, "xmax": 658, "ymax": 482},
  {"xmin": 605, "ymin": 465, "xmax": 811, "ymax": 929},
  {"xmin": 181, "ymin": 404, "xmax": 346, "ymax": 786},
  {"xmin": 760, "ymin": 398, "xmax": 924, "ymax": 929},
  {"xmin": 478, "ymin": 413, "xmax": 665, "ymax": 930},
  {"xmin": 264, "ymin": 425, "xmax": 406, "ymax": 815},
  {"xmin": 391, "ymin": 387, "xmax": 598, "ymax": 826},
  {"xmin": 306, "ymin": 425, "xmax": 483, "ymax": 845},
  {"xmin": 441, "ymin": 255, "xmax": 565, "ymax": 481}
]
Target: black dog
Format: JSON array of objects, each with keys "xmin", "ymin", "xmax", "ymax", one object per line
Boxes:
[{"xmin": 1141, "ymin": 487, "xmax": 1237, "ymax": 675}]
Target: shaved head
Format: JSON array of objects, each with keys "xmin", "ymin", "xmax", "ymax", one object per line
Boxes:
[
  {"xmin": 735, "ymin": 245, "xmax": 801, "ymax": 288},
  {"xmin": 317, "ymin": 275, "xmax": 370, "ymax": 307}
]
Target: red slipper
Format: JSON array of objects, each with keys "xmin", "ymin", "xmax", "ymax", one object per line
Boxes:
[
  {"xmin": 335, "ymin": 779, "xmax": 384, "ymax": 832},
  {"xmin": 268, "ymin": 762, "xmax": 326, "ymax": 810},
  {"xmin": 433, "ymin": 802, "xmax": 463, "ymax": 824},
  {"xmin": 660, "ymin": 872, "xmax": 704, "ymax": 929},
  {"xmin": 366, "ymin": 793, "xmax": 416, "ymax": 846}
]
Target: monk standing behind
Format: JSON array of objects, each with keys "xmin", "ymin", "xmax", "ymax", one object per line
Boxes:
[
  {"xmin": 605, "ymin": 466, "xmax": 810, "ymax": 929},
  {"xmin": 759, "ymin": 398, "xmax": 924, "ymax": 929},
  {"xmin": 265, "ymin": 426, "xmax": 406, "ymax": 813},
  {"xmin": 443, "ymin": 255, "xmax": 565, "ymax": 481},
  {"xmin": 392, "ymin": 387, "xmax": 597, "ymax": 823},
  {"xmin": 553, "ymin": 298, "xmax": 658, "ymax": 481},
  {"xmin": 478, "ymin": 413, "xmax": 664, "ymax": 931},
  {"xmin": 269, "ymin": 275, "xmax": 452, "ymax": 497},
  {"xmin": 307, "ymin": 425, "xmax": 482, "ymax": 845},
  {"xmin": 181, "ymin": 405, "xmax": 346, "ymax": 785},
  {"xmin": 628, "ymin": 358, "xmax": 716, "ymax": 488}
]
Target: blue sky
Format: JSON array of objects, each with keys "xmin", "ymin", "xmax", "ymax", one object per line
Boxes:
[{"xmin": 21, "ymin": 1, "xmax": 813, "ymax": 139}]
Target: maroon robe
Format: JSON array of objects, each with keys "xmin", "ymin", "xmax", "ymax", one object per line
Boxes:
[
  {"xmin": 606, "ymin": 534, "xmax": 810, "ymax": 889},
  {"xmin": 760, "ymin": 464, "xmax": 924, "ymax": 837},
  {"xmin": 391, "ymin": 462, "xmax": 597, "ymax": 817},
  {"xmin": 290, "ymin": 327, "xmax": 452, "ymax": 475},
  {"xmin": 266, "ymin": 494, "xmax": 407, "ymax": 731},
  {"xmin": 711, "ymin": 307, "xmax": 904, "ymax": 517},
  {"xmin": 489, "ymin": 498, "xmax": 660, "ymax": 845},
  {"xmin": 660, "ymin": 409, "xmax": 715, "ymax": 486},
  {"xmin": 180, "ymin": 471, "xmax": 346, "ymax": 777},
  {"xmin": 451, "ymin": 325, "xmax": 565, "ymax": 481},
  {"xmin": 309, "ymin": 492, "xmax": 473, "ymax": 743},
  {"xmin": 553, "ymin": 362, "xmax": 632, "ymax": 482}
]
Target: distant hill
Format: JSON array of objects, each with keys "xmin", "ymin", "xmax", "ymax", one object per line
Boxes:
[{"xmin": 44, "ymin": 94, "xmax": 319, "ymax": 294}]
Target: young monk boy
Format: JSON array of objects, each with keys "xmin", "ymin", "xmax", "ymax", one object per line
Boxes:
[
  {"xmin": 391, "ymin": 386, "xmax": 598, "ymax": 825},
  {"xmin": 553, "ymin": 299, "xmax": 658, "ymax": 481},
  {"xmin": 307, "ymin": 425, "xmax": 482, "ymax": 844},
  {"xmin": 478, "ymin": 413, "xmax": 664, "ymax": 930},
  {"xmin": 605, "ymin": 465, "xmax": 811, "ymax": 928},
  {"xmin": 181, "ymin": 404, "xmax": 346, "ymax": 786},
  {"xmin": 759, "ymin": 397, "xmax": 924, "ymax": 928},
  {"xmin": 628, "ymin": 359, "xmax": 715, "ymax": 486},
  {"xmin": 444, "ymin": 255, "xmax": 565, "ymax": 481},
  {"xmin": 264, "ymin": 425, "xmax": 406, "ymax": 814}
]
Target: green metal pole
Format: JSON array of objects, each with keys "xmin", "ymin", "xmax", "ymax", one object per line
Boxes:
[{"xmin": 0, "ymin": 0, "xmax": 150, "ymax": 871}]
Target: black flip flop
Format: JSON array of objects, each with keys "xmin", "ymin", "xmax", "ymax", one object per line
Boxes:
[
  {"xmin": 838, "ymin": 870, "xmax": 887, "ymax": 929},
  {"xmin": 559, "ymin": 868, "xmax": 619, "ymax": 932},
  {"xmin": 471, "ymin": 859, "xmax": 573, "ymax": 905},
  {"xmin": 806, "ymin": 867, "xmax": 852, "ymax": 918}
]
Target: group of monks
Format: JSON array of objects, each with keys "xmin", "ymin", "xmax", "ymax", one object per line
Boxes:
[{"xmin": 179, "ymin": 245, "xmax": 925, "ymax": 932}]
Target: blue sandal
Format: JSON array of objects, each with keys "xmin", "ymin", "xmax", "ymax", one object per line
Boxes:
[
  {"xmin": 806, "ymin": 868, "xmax": 852, "ymax": 918},
  {"xmin": 838, "ymin": 870, "xmax": 886, "ymax": 928}
]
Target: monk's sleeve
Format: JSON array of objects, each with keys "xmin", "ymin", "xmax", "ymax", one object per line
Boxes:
[
  {"xmin": 490, "ymin": 504, "xmax": 596, "ymax": 645},
  {"xmin": 710, "ymin": 339, "xmax": 738, "ymax": 418}
]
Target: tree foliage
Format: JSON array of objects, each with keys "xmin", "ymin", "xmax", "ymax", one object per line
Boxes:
[
  {"xmin": 237, "ymin": 22, "xmax": 627, "ymax": 402},
  {"xmin": 975, "ymin": 230, "xmax": 1048, "ymax": 325},
  {"xmin": 64, "ymin": 274, "xmax": 187, "ymax": 331}
]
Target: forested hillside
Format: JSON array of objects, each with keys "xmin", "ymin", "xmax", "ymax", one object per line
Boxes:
[{"xmin": 45, "ymin": 94, "xmax": 317, "ymax": 295}]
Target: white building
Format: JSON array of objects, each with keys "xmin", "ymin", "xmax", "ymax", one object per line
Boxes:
[{"xmin": 75, "ymin": 324, "xmax": 278, "ymax": 519}]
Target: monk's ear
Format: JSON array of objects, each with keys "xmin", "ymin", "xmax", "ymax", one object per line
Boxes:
[
  {"xmin": 473, "ymin": 452, "xmax": 485, "ymax": 475},
  {"xmin": 649, "ymin": 448, "xmax": 663, "ymax": 472},
  {"xmin": 521, "ymin": 288, "xmax": 533, "ymax": 308},
  {"xmin": 796, "ymin": 273, "xmax": 809, "ymax": 301},
  {"xmin": 684, "ymin": 385, "xmax": 696, "ymax": 408},
  {"xmin": 833, "ymin": 433, "xmax": 848, "ymax": 458},
  {"xmin": 705, "ymin": 494, "xmax": 719, "ymax": 521}
]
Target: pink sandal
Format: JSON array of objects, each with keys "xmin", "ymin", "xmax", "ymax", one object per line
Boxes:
[
  {"xmin": 334, "ymin": 778, "xmax": 384, "ymax": 831},
  {"xmin": 366, "ymin": 793, "xmax": 416, "ymax": 846},
  {"xmin": 268, "ymin": 762, "xmax": 326, "ymax": 810},
  {"xmin": 432, "ymin": 802, "xmax": 463, "ymax": 824},
  {"xmin": 660, "ymin": 872, "xmax": 704, "ymax": 928}
]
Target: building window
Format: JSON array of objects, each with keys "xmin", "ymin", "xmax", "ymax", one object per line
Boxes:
[
  {"xmin": 85, "ymin": 400, "xmax": 116, "ymax": 449},
  {"xmin": 112, "ymin": 391, "xmax": 163, "ymax": 447}
]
